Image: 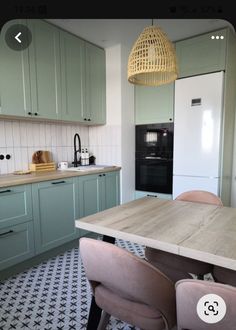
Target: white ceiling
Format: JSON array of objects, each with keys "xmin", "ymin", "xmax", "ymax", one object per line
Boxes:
[{"xmin": 47, "ymin": 19, "xmax": 233, "ymax": 48}]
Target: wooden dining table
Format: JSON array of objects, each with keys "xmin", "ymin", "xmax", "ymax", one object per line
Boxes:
[{"xmin": 75, "ymin": 196, "xmax": 236, "ymax": 329}]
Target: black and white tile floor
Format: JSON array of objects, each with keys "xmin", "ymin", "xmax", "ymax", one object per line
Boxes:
[{"xmin": 0, "ymin": 239, "xmax": 144, "ymax": 330}]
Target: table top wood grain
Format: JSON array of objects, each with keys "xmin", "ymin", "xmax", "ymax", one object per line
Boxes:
[{"xmin": 75, "ymin": 197, "xmax": 236, "ymax": 271}]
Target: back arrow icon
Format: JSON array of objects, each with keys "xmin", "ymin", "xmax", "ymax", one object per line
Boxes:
[{"xmin": 15, "ymin": 32, "xmax": 22, "ymax": 43}]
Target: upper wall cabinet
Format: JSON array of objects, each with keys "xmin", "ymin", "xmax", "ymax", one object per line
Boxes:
[
  {"xmin": 0, "ymin": 19, "xmax": 106, "ymax": 125},
  {"xmin": 27, "ymin": 20, "xmax": 61, "ymax": 120},
  {"xmin": 0, "ymin": 20, "xmax": 31, "ymax": 117},
  {"xmin": 176, "ymin": 28, "xmax": 227, "ymax": 78},
  {"xmin": 135, "ymin": 83, "xmax": 174, "ymax": 124},
  {"xmin": 60, "ymin": 30, "xmax": 85, "ymax": 122},
  {"xmin": 84, "ymin": 42, "xmax": 106, "ymax": 124}
]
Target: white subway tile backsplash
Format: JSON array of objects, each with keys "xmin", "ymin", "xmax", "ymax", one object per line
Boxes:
[
  {"xmin": 5, "ymin": 121, "xmax": 14, "ymax": 147},
  {"xmin": 0, "ymin": 119, "xmax": 89, "ymax": 174},
  {"xmin": 0, "ymin": 121, "xmax": 6, "ymax": 147},
  {"xmin": 45, "ymin": 124, "xmax": 52, "ymax": 147},
  {"xmin": 13, "ymin": 122, "xmax": 21, "ymax": 147},
  {"xmin": 19, "ymin": 122, "xmax": 28, "ymax": 146}
]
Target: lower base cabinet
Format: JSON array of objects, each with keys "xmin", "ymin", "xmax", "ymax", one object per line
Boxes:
[
  {"xmin": 135, "ymin": 190, "xmax": 172, "ymax": 200},
  {"xmin": 78, "ymin": 171, "xmax": 120, "ymax": 218},
  {"xmin": 32, "ymin": 178, "xmax": 77, "ymax": 254},
  {"xmin": 0, "ymin": 170, "xmax": 120, "ymax": 272},
  {"xmin": 0, "ymin": 222, "xmax": 35, "ymax": 271}
]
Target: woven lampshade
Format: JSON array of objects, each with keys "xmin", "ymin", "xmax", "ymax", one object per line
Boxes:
[{"xmin": 128, "ymin": 25, "xmax": 178, "ymax": 86}]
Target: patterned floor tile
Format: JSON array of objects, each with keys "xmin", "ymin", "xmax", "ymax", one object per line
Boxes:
[{"xmin": 0, "ymin": 239, "xmax": 144, "ymax": 330}]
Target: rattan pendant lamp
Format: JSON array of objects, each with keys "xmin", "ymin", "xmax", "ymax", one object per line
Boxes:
[{"xmin": 127, "ymin": 20, "xmax": 178, "ymax": 86}]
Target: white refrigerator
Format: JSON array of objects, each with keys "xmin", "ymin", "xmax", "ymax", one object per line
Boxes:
[{"xmin": 173, "ymin": 71, "xmax": 224, "ymax": 199}]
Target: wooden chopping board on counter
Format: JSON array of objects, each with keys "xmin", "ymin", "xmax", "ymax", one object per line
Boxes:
[{"xmin": 30, "ymin": 150, "xmax": 56, "ymax": 172}]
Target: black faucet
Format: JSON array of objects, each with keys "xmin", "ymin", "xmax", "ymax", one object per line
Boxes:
[{"xmin": 73, "ymin": 133, "xmax": 81, "ymax": 167}]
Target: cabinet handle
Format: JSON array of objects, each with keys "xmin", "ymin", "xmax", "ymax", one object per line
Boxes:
[
  {"xmin": 51, "ymin": 181, "xmax": 66, "ymax": 185},
  {"xmin": 147, "ymin": 194, "xmax": 158, "ymax": 198},
  {"xmin": 34, "ymin": 113, "xmax": 38, "ymax": 116},
  {"xmin": 103, "ymin": 174, "xmax": 106, "ymax": 176},
  {"xmin": 84, "ymin": 118, "xmax": 87, "ymax": 121},
  {"xmin": 98, "ymin": 174, "xmax": 102, "ymax": 177},
  {"xmin": 0, "ymin": 230, "xmax": 14, "ymax": 237},
  {"xmin": 28, "ymin": 112, "xmax": 32, "ymax": 115},
  {"xmin": 169, "ymin": 118, "xmax": 172, "ymax": 121},
  {"xmin": 0, "ymin": 189, "xmax": 11, "ymax": 194},
  {"xmin": 88, "ymin": 119, "xmax": 91, "ymax": 121}
]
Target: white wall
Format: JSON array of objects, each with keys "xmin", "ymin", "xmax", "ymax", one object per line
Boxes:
[
  {"xmin": 0, "ymin": 119, "xmax": 89, "ymax": 174},
  {"xmin": 120, "ymin": 44, "xmax": 135, "ymax": 202},
  {"xmin": 89, "ymin": 43, "xmax": 136, "ymax": 203},
  {"xmin": 89, "ymin": 44, "xmax": 122, "ymax": 168}
]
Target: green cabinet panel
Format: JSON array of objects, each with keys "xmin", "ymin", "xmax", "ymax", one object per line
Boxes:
[
  {"xmin": 0, "ymin": 185, "xmax": 32, "ymax": 229},
  {"xmin": 32, "ymin": 178, "xmax": 77, "ymax": 254},
  {"xmin": 85, "ymin": 43, "xmax": 106, "ymax": 124},
  {"xmin": 104, "ymin": 171, "xmax": 120, "ymax": 209},
  {"xmin": 27, "ymin": 20, "xmax": 61, "ymax": 119},
  {"xmin": 135, "ymin": 190, "xmax": 172, "ymax": 200},
  {"xmin": 135, "ymin": 83, "xmax": 174, "ymax": 124},
  {"xmin": 0, "ymin": 222, "xmax": 34, "ymax": 270},
  {"xmin": 60, "ymin": 30, "xmax": 85, "ymax": 122},
  {"xmin": 0, "ymin": 20, "xmax": 31, "ymax": 117},
  {"xmin": 78, "ymin": 171, "xmax": 120, "ymax": 218},
  {"xmin": 176, "ymin": 29, "xmax": 227, "ymax": 78},
  {"xmin": 78, "ymin": 174, "xmax": 100, "ymax": 218}
]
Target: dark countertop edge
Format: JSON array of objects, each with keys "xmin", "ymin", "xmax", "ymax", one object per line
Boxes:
[{"xmin": 0, "ymin": 166, "xmax": 121, "ymax": 188}]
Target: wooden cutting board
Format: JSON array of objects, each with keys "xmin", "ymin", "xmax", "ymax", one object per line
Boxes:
[{"xmin": 32, "ymin": 150, "xmax": 52, "ymax": 164}]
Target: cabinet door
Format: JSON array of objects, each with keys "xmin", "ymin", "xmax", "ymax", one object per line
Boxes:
[
  {"xmin": 78, "ymin": 174, "xmax": 101, "ymax": 217},
  {"xmin": 0, "ymin": 222, "xmax": 34, "ymax": 270},
  {"xmin": 103, "ymin": 171, "xmax": 120, "ymax": 210},
  {"xmin": 135, "ymin": 83, "xmax": 174, "ymax": 124},
  {"xmin": 176, "ymin": 29, "xmax": 227, "ymax": 78},
  {"xmin": 60, "ymin": 30, "xmax": 85, "ymax": 122},
  {"xmin": 0, "ymin": 185, "xmax": 32, "ymax": 229},
  {"xmin": 27, "ymin": 20, "xmax": 61, "ymax": 120},
  {"xmin": 0, "ymin": 20, "xmax": 31, "ymax": 117},
  {"xmin": 85, "ymin": 43, "xmax": 106, "ymax": 124},
  {"xmin": 32, "ymin": 178, "xmax": 77, "ymax": 254}
]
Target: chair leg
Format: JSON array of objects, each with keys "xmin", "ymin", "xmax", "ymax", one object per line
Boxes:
[
  {"xmin": 97, "ymin": 311, "xmax": 110, "ymax": 330},
  {"xmin": 86, "ymin": 296, "xmax": 102, "ymax": 330}
]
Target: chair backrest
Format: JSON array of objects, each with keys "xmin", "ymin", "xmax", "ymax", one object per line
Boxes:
[
  {"xmin": 176, "ymin": 279, "xmax": 236, "ymax": 330},
  {"xmin": 80, "ymin": 237, "xmax": 176, "ymax": 329},
  {"xmin": 175, "ymin": 190, "xmax": 223, "ymax": 206}
]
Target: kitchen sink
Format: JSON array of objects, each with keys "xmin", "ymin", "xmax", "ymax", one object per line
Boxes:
[{"xmin": 58, "ymin": 165, "xmax": 110, "ymax": 172}]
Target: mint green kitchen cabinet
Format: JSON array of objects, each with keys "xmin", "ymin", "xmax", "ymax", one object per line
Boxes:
[
  {"xmin": 78, "ymin": 174, "xmax": 100, "ymax": 217},
  {"xmin": 0, "ymin": 185, "xmax": 32, "ymax": 229},
  {"xmin": 27, "ymin": 20, "xmax": 61, "ymax": 119},
  {"xmin": 135, "ymin": 83, "xmax": 174, "ymax": 124},
  {"xmin": 0, "ymin": 20, "xmax": 31, "ymax": 117},
  {"xmin": 32, "ymin": 178, "xmax": 77, "ymax": 254},
  {"xmin": 84, "ymin": 42, "xmax": 106, "ymax": 124},
  {"xmin": 135, "ymin": 190, "xmax": 172, "ymax": 200},
  {"xmin": 176, "ymin": 28, "xmax": 227, "ymax": 78},
  {"xmin": 103, "ymin": 171, "xmax": 120, "ymax": 209},
  {"xmin": 60, "ymin": 30, "xmax": 85, "ymax": 122},
  {"xmin": 78, "ymin": 171, "xmax": 120, "ymax": 219},
  {"xmin": 0, "ymin": 222, "xmax": 34, "ymax": 271}
]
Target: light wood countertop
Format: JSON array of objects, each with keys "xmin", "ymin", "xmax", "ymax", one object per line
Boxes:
[
  {"xmin": 76, "ymin": 197, "xmax": 236, "ymax": 270},
  {"xmin": 0, "ymin": 166, "xmax": 121, "ymax": 188}
]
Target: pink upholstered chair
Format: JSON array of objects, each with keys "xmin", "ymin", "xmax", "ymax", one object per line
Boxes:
[
  {"xmin": 80, "ymin": 237, "xmax": 176, "ymax": 330},
  {"xmin": 213, "ymin": 265, "xmax": 236, "ymax": 287},
  {"xmin": 145, "ymin": 190, "xmax": 223, "ymax": 282},
  {"xmin": 176, "ymin": 279, "xmax": 236, "ymax": 330}
]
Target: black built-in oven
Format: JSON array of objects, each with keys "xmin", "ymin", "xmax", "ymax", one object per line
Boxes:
[{"xmin": 135, "ymin": 123, "xmax": 173, "ymax": 194}]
